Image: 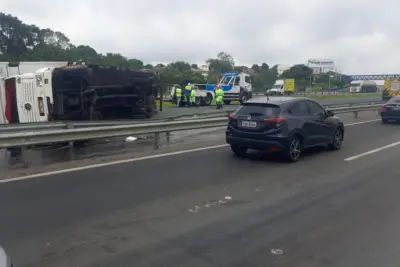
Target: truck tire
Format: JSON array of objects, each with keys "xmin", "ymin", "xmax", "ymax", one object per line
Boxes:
[
  {"xmin": 145, "ymin": 94, "xmax": 157, "ymax": 118},
  {"xmin": 239, "ymin": 92, "xmax": 249, "ymax": 104},
  {"xmin": 203, "ymin": 93, "xmax": 213, "ymax": 106}
]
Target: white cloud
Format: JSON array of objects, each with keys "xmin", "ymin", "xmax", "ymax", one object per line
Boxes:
[{"xmin": 2, "ymin": 0, "xmax": 400, "ymax": 74}]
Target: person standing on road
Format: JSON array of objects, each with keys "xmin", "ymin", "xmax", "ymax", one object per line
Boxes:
[
  {"xmin": 185, "ymin": 83, "xmax": 192, "ymax": 107},
  {"xmin": 215, "ymin": 85, "xmax": 224, "ymax": 109},
  {"xmin": 190, "ymin": 88, "xmax": 197, "ymax": 108},
  {"xmin": 175, "ymin": 86, "xmax": 182, "ymax": 107}
]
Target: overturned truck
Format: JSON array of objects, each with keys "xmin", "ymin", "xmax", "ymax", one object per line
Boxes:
[{"xmin": 49, "ymin": 64, "xmax": 159, "ymax": 121}]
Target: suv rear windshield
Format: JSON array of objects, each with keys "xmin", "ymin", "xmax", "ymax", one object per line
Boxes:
[
  {"xmin": 387, "ymin": 97, "xmax": 400, "ymax": 103},
  {"xmin": 235, "ymin": 104, "xmax": 280, "ymax": 117}
]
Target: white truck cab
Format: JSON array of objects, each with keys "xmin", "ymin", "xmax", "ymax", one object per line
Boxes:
[
  {"xmin": 196, "ymin": 72, "xmax": 252, "ymax": 105},
  {"xmin": 4, "ymin": 73, "xmax": 50, "ymax": 123}
]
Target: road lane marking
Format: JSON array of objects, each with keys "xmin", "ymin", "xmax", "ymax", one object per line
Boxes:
[
  {"xmin": 344, "ymin": 119, "xmax": 380, "ymax": 126},
  {"xmin": 0, "ymin": 119, "xmax": 381, "ymax": 184},
  {"xmin": 0, "ymin": 144, "xmax": 229, "ymax": 184},
  {"xmin": 344, "ymin": 140, "xmax": 400, "ymax": 161}
]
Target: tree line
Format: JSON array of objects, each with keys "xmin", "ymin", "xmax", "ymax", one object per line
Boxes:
[{"xmin": 0, "ymin": 13, "xmax": 350, "ymax": 91}]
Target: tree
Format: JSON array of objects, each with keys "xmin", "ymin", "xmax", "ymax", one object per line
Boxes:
[
  {"xmin": 167, "ymin": 61, "xmax": 191, "ymax": 73},
  {"xmin": 40, "ymin": 29, "xmax": 71, "ymax": 49},
  {"xmin": 217, "ymin": 52, "xmax": 235, "ymax": 67},
  {"xmin": 206, "ymin": 52, "xmax": 235, "ymax": 75},
  {"xmin": 191, "ymin": 64, "xmax": 198, "ymax": 69},
  {"xmin": 127, "ymin": 59, "xmax": 144, "ymax": 69},
  {"xmin": 261, "ymin": 63, "xmax": 269, "ymax": 71},
  {"xmin": 251, "ymin": 64, "xmax": 260, "ymax": 73},
  {"xmin": 0, "ymin": 13, "xmax": 39, "ymax": 59}
]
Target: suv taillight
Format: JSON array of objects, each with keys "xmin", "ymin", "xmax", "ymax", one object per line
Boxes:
[
  {"xmin": 264, "ymin": 117, "xmax": 287, "ymax": 128},
  {"xmin": 380, "ymin": 105, "xmax": 388, "ymax": 112},
  {"xmin": 228, "ymin": 114, "xmax": 237, "ymax": 126}
]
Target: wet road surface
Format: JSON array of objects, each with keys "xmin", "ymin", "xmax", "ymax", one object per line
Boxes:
[{"xmin": 2, "ymin": 110, "xmax": 400, "ymax": 266}]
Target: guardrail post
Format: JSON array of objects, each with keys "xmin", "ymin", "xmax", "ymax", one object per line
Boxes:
[
  {"xmin": 154, "ymin": 133, "xmax": 160, "ymax": 149},
  {"xmin": 67, "ymin": 123, "xmax": 75, "ymax": 160},
  {"xmin": 166, "ymin": 131, "xmax": 171, "ymax": 144},
  {"xmin": 21, "ymin": 146, "xmax": 29, "ymax": 167},
  {"xmin": 353, "ymin": 111, "xmax": 358, "ymax": 118}
]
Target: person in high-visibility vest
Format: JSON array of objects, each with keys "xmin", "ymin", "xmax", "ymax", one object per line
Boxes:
[
  {"xmin": 215, "ymin": 85, "xmax": 224, "ymax": 109},
  {"xmin": 175, "ymin": 86, "xmax": 182, "ymax": 107},
  {"xmin": 185, "ymin": 83, "xmax": 192, "ymax": 107},
  {"xmin": 190, "ymin": 88, "xmax": 197, "ymax": 108}
]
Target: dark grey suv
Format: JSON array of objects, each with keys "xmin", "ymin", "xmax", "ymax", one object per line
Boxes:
[{"xmin": 226, "ymin": 97, "xmax": 344, "ymax": 162}]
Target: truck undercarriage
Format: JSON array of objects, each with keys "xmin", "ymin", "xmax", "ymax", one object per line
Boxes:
[{"xmin": 50, "ymin": 65, "xmax": 158, "ymax": 120}]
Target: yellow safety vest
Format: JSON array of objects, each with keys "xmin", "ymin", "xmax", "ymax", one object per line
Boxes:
[
  {"xmin": 190, "ymin": 89, "xmax": 196, "ymax": 102},
  {"xmin": 176, "ymin": 88, "xmax": 182, "ymax": 97},
  {"xmin": 185, "ymin": 85, "xmax": 192, "ymax": 91},
  {"xmin": 216, "ymin": 88, "xmax": 224, "ymax": 103}
]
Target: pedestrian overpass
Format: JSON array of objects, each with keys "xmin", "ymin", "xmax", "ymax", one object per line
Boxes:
[{"xmin": 348, "ymin": 74, "xmax": 400, "ymax": 80}]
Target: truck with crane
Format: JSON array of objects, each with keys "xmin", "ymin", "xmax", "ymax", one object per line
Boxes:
[
  {"xmin": 170, "ymin": 72, "xmax": 253, "ymax": 106},
  {"xmin": 382, "ymin": 78, "xmax": 400, "ymax": 101}
]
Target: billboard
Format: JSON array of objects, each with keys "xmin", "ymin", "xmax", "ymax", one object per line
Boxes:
[
  {"xmin": 307, "ymin": 59, "xmax": 334, "ymax": 65},
  {"xmin": 307, "ymin": 59, "xmax": 335, "ymax": 74}
]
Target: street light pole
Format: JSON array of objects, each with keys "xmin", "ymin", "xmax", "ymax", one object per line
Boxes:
[{"xmin": 328, "ymin": 75, "xmax": 331, "ymax": 89}]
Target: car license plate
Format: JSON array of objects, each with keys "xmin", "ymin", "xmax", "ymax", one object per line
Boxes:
[{"xmin": 241, "ymin": 120, "xmax": 257, "ymax": 128}]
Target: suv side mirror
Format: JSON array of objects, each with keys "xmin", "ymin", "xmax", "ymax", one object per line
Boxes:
[
  {"xmin": 0, "ymin": 246, "xmax": 12, "ymax": 267},
  {"xmin": 326, "ymin": 110, "xmax": 334, "ymax": 117}
]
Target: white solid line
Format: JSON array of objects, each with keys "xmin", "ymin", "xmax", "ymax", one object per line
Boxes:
[
  {"xmin": 0, "ymin": 119, "xmax": 380, "ymax": 184},
  {"xmin": 0, "ymin": 144, "xmax": 229, "ymax": 184},
  {"xmin": 344, "ymin": 119, "xmax": 380, "ymax": 126},
  {"xmin": 344, "ymin": 141, "xmax": 400, "ymax": 161}
]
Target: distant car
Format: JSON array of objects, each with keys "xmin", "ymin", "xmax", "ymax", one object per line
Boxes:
[
  {"xmin": 380, "ymin": 96, "xmax": 400, "ymax": 123},
  {"xmin": 226, "ymin": 97, "xmax": 344, "ymax": 162},
  {"xmin": 382, "ymin": 90, "xmax": 391, "ymax": 101}
]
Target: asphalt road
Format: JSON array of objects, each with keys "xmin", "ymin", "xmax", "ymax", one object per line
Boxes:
[{"xmin": 3, "ymin": 116, "xmax": 400, "ymax": 266}]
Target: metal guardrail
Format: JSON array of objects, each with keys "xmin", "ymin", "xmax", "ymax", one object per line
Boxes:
[
  {"xmin": 0, "ymin": 101, "xmax": 385, "ymax": 133},
  {"xmin": 255, "ymin": 92, "xmax": 382, "ymax": 96},
  {"xmin": 0, "ymin": 104, "xmax": 382, "ymax": 150}
]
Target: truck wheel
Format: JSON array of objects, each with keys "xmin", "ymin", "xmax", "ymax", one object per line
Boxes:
[
  {"xmin": 204, "ymin": 93, "xmax": 213, "ymax": 105},
  {"xmin": 239, "ymin": 92, "xmax": 248, "ymax": 104},
  {"xmin": 145, "ymin": 94, "xmax": 156, "ymax": 118},
  {"xmin": 223, "ymin": 100, "xmax": 231, "ymax": 105}
]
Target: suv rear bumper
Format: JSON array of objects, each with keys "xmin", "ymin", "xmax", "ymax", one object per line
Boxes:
[{"xmin": 226, "ymin": 132, "xmax": 286, "ymax": 151}]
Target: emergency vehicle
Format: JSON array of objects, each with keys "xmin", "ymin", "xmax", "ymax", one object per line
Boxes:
[
  {"xmin": 201, "ymin": 72, "xmax": 252, "ymax": 105},
  {"xmin": 382, "ymin": 79, "xmax": 400, "ymax": 101}
]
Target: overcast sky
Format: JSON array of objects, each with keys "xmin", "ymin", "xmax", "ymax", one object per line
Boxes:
[{"xmin": 3, "ymin": 0, "xmax": 399, "ymax": 74}]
